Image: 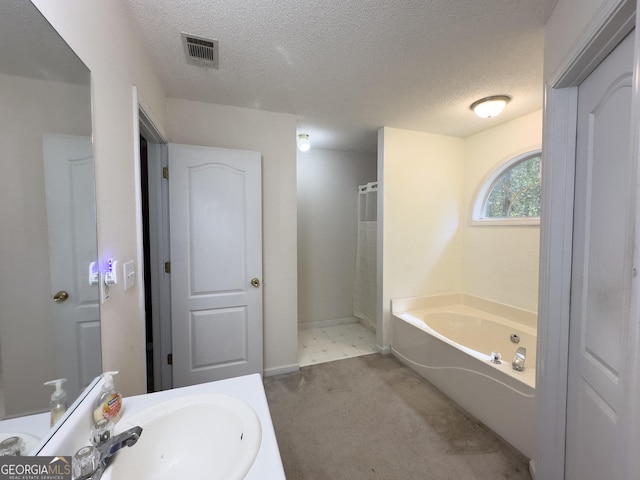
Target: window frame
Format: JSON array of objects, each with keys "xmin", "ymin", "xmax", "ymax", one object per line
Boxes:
[{"xmin": 470, "ymin": 149, "xmax": 542, "ymax": 226}]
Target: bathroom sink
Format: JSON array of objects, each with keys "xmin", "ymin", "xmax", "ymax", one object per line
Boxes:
[
  {"xmin": 0, "ymin": 432, "xmax": 40, "ymax": 454},
  {"xmin": 102, "ymin": 393, "xmax": 262, "ymax": 480}
]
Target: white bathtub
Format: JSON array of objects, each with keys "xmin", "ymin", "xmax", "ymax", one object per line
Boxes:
[{"xmin": 391, "ymin": 300, "xmax": 537, "ymax": 460}]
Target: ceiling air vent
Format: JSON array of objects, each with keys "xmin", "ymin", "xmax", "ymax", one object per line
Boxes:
[{"xmin": 181, "ymin": 33, "xmax": 219, "ymax": 68}]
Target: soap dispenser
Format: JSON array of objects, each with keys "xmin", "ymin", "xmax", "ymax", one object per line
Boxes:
[
  {"xmin": 44, "ymin": 378, "xmax": 67, "ymax": 427},
  {"xmin": 93, "ymin": 371, "xmax": 123, "ymax": 424}
]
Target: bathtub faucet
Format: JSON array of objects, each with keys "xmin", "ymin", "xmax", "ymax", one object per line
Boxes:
[{"xmin": 512, "ymin": 347, "xmax": 526, "ymax": 371}]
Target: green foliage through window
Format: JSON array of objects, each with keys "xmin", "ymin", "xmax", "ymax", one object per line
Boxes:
[{"xmin": 484, "ymin": 154, "xmax": 541, "ymax": 218}]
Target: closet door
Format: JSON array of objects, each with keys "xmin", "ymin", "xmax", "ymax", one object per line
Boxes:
[
  {"xmin": 565, "ymin": 30, "xmax": 635, "ymax": 479},
  {"xmin": 43, "ymin": 134, "xmax": 101, "ymax": 399},
  {"xmin": 168, "ymin": 143, "xmax": 263, "ymax": 387}
]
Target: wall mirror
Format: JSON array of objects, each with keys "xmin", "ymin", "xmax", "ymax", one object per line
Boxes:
[{"xmin": 0, "ymin": 0, "xmax": 101, "ymax": 423}]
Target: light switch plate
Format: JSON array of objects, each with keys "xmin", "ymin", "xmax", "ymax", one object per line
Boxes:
[{"xmin": 123, "ymin": 260, "xmax": 136, "ymax": 291}]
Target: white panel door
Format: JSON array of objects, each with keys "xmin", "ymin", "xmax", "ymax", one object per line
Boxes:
[
  {"xmin": 43, "ymin": 134, "xmax": 101, "ymax": 402},
  {"xmin": 566, "ymin": 31, "xmax": 634, "ymax": 480},
  {"xmin": 169, "ymin": 143, "xmax": 262, "ymax": 387}
]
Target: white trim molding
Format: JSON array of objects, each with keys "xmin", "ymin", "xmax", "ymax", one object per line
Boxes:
[
  {"xmin": 536, "ymin": 83, "xmax": 578, "ymax": 480},
  {"xmin": 621, "ymin": 9, "xmax": 640, "ymax": 479},
  {"xmin": 550, "ymin": 0, "xmax": 636, "ymax": 88},
  {"xmin": 263, "ymin": 364, "xmax": 299, "ymax": 377},
  {"xmin": 297, "ymin": 317, "xmax": 359, "ymax": 330}
]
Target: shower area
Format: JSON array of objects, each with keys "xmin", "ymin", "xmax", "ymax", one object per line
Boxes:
[
  {"xmin": 353, "ymin": 182, "xmax": 378, "ymax": 332},
  {"xmin": 296, "ymin": 148, "xmax": 378, "ymax": 366}
]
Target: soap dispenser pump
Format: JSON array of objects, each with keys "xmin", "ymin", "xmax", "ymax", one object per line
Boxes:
[
  {"xmin": 93, "ymin": 371, "xmax": 122, "ymax": 424},
  {"xmin": 44, "ymin": 378, "xmax": 67, "ymax": 427}
]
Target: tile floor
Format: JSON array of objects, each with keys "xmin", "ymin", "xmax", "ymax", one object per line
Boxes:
[{"xmin": 298, "ymin": 322, "xmax": 376, "ymax": 366}]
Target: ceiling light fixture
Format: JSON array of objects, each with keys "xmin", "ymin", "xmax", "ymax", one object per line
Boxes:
[
  {"xmin": 470, "ymin": 95, "xmax": 511, "ymax": 119},
  {"xmin": 297, "ymin": 133, "xmax": 311, "ymax": 152}
]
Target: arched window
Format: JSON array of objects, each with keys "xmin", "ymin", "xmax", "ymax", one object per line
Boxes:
[{"xmin": 471, "ymin": 150, "xmax": 542, "ymax": 225}]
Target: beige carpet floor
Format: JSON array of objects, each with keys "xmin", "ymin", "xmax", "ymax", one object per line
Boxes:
[{"xmin": 263, "ymin": 353, "xmax": 531, "ymax": 480}]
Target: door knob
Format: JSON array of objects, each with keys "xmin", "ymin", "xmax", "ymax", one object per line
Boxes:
[
  {"xmin": 251, "ymin": 278, "xmax": 260, "ymax": 288},
  {"xmin": 53, "ymin": 291, "xmax": 70, "ymax": 303}
]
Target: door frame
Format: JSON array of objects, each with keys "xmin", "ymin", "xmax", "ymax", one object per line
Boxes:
[
  {"xmin": 537, "ymin": 1, "xmax": 640, "ymax": 478},
  {"xmin": 133, "ymin": 87, "xmax": 172, "ymax": 391}
]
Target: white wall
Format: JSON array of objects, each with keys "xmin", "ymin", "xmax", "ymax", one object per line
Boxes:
[
  {"xmin": 462, "ymin": 111, "xmax": 542, "ymax": 312},
  {"xmin": 32, "ymin": 0, "xmax": 168, "ymax": 396},
  {"xmin": 297, "ymin": 148, "xmax": 377, "ymax": 326},
  {"xmin": 0, "ymin": 74, "xmax": 91, "ymax": 415},
  {"xmin": 379, "ymin": 127, "xmax": 465, "ymax": 346},
  {"xmin": 166, "ymin": 98, "xmax": 299, "ymax": 375}
]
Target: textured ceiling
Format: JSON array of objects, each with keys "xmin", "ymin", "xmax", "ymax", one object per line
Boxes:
[{"xmin": 122, "ymin": 0, "xmax": 558, "ymax": 153}]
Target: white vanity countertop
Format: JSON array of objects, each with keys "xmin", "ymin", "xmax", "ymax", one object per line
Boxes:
[
  {"xmin": 118, "ymin": 373, "xmax": 285, "ymax": 480},
  {"xmin": 41, "ymin": 373, "xmax": 286, "ymax": 479}
]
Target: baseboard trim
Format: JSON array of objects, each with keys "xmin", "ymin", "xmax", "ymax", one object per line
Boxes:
[
  {"xmin": 298, "ymin": 317, "xmax": 358, "ymax": 330},
  {"xmin": 529, "ymin": 459, "xmax": 536, "ymax": 479},
  {"xmin": 375, "ymin": 344, "xmax": 391, "ymax": 355},
  {"xmin": 264, "ymin": 363, "xmax": 299, "ymax": 377},
  {"xmin": 356, "ymin": 317, "xmax": 376, "ymax": 332}
]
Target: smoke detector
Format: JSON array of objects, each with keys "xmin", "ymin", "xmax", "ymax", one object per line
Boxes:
[{"xmin": 181, "ymin": 33, "xmax": 219, "ymax": 68}]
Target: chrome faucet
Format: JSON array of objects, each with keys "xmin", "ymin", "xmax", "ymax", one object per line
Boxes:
[
  {"xmin": 512, "ymin": 347, "xmax": 526, "ymax": 371},
  {"xmin": 73, "ymin": 426, "xmax": 143, "ymax": 480}
]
